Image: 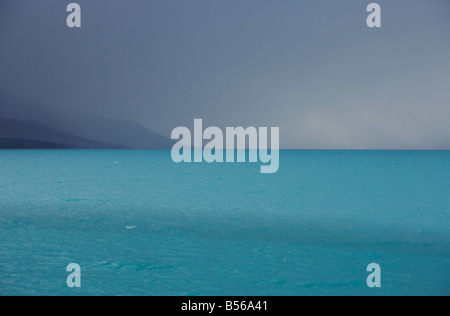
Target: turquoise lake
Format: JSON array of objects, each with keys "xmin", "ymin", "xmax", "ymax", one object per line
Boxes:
[{"xmin": 0, "ymin": 150, "xmax": 449, "ymax": 295}]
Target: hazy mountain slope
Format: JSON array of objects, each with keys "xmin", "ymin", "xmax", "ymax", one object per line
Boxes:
[
  {"xmin": 0, "ymin": 118, "xmax": 120, "ymax": 149},
  {"xmin": 0, "ymin": 138, "xmax": 69, "ymax": 149},
  {"xmin": 60, "ymin": 115, "xmax": 172, "ymax": 149},
  {"xmin": 0, "ymin": 89, "xmax": 173, "ymax": 149}
]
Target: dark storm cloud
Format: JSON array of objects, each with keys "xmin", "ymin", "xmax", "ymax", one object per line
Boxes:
[{"xmin": 0, "ymin": 0, "xmax": 449, "ymax": 149}]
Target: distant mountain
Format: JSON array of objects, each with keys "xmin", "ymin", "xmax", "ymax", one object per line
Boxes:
[
  {"xmin": 0, "ymin": 89, "xmax": 173, "ymax": 149},
  {"xmin": 0, "ymin": 118, "xmax": 120, "ymax": 149},
  {"xmin": 0, "ymin": 138, "xmax": 69, "ymax": 149},
  {"xmin": 56, "ymin": 114, "xmax": 172, "ymax": 149}
]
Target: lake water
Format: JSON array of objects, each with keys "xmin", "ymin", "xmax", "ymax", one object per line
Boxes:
[{"xmin": 0, "ymin": 150, "xmax": 449, "ymax": 295}]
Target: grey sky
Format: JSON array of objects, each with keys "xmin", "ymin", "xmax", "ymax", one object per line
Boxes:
[{"xmin": 1, "ymin": 0, "xmax": 449, "ymax": 149}]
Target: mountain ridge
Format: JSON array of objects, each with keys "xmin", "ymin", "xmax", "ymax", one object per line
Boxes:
[
  {"xmin": 0, "ymin": 89, "xmax": 173, "ymax": 149},
  {"xmin": 0, "ymin": 117, "xmax": 122, "ymax": 149}
]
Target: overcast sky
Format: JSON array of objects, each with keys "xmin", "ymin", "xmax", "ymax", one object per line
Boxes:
[{"xmin": 1, "ymin": 0, "xmax": 449, "ymax": 149}]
